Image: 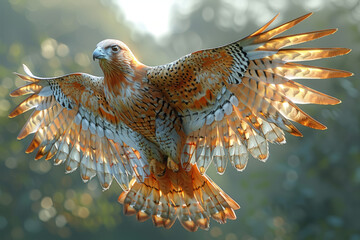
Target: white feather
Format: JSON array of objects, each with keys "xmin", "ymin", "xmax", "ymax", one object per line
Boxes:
[
  {"xmin": 206, "ymin": 114, "xmax": 215, "ymax": 125},
  {"xmin": 38, "ymin": 86, "xmax": 53, "ymax": 97},
  {"xmin": 81, "ymin": 118, "xmax": 89, "ymax": 131}
]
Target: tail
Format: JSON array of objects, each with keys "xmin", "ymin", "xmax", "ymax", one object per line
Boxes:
[{"xmin": 118, "ymin": 164, "xmax": 240, "ymax": 231}]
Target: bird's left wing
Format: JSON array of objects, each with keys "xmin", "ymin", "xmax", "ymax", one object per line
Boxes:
[
  {"xmin": 146, "ymin": 13, "xmax": 352, "ymax": 174},
  {"xmin": 9, "ymin": 65, "xmax": 150, "ymax": 191}
]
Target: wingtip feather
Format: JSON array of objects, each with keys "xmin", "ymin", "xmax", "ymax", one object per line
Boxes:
[
  {"xmin": 23, "ymin": 64, "xmax": 34, "ymax": 77},
  {"xmin": 249, "ymin": 13, "xmax": 280, "ymax": 37},
  {"xmin": 327, "ymin": 97, "xmax": 341, "ymax": 105},
  {"xmin": 343, "ymin": 48, "xmax": 352, "ymax": 55}
]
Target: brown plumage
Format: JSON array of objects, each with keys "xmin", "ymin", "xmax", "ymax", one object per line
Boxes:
[{"xmin": 9, "ymin": 13, "xmax": 352, "ymax": 231}]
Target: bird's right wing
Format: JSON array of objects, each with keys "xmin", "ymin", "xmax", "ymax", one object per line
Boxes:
[
  {"xmin": 147, "ymin": 13, "xmax": 352, "ymax": 175},
  {"xmin": 9, "ymin": 65, "xmax": 150, "ymax": 191}
]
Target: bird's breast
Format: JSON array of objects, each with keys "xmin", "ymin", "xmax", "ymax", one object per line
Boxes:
[{"xmin": 104, "ymin": 80, "xmax": 165, "ymax": 142}]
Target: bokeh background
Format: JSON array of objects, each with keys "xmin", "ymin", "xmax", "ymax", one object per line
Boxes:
[{"xmin": 0, "ymin": 0, "xmax": 359, "ymax": 239}]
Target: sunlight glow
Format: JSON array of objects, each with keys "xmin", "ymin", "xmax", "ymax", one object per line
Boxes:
[{"xmin": 114, "ymin": 0, "xmax": 175, "ymax": 38}]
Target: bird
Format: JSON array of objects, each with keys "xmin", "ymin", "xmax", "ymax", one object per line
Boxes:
[{"xmin": 9, "ymin": 13, "xmax": 352, "ymax": 231}]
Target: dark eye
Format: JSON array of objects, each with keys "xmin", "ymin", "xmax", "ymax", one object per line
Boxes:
[{"xmin": 111, "ymin": 45, "xmax": 120, "ymax": 52}]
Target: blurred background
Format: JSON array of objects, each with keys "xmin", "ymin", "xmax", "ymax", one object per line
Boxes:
[{"xmin": 0, "ymin": 0, "xmax": 359, "ymax": 239}]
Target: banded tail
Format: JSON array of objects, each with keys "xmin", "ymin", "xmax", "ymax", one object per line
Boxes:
[{"xmin": 118, "ymin": 164, "xmax": 239, "ymax": 231}]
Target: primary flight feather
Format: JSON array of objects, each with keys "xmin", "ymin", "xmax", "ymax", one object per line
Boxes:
[{"xmin": 9, "ymin": 13, "xmax": 352, "ymax": 231}]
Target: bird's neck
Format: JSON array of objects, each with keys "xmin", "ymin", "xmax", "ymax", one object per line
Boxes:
[{"xmin": 102, "ymin": 60, "xmax": 148, "ymax": 96}]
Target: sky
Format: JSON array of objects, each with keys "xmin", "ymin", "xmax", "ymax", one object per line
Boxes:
[{"xmin": 113, "ymin": 0, "xmax": 176, "ymax": 39}]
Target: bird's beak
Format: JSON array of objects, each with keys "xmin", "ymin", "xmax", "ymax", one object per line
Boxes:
[{"xmin": 92, "ymin": 47, "xmax": 106, "ymax": 61}]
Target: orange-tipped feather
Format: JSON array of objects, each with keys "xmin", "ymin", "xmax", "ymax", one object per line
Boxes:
[
  {"xmin": 272, "ymin": 62, "xmax": 353, "ymax": 79},
  {"xmin": 10, "ymin": 83, "xmax": 42, "ymax": 97},
  {"xmin": 9, "ymin": 95, "xmax": 44, "ymax": 118},
  {"xmin": 269, "ymin": 48, "xmax": 352, "ymax": 62},
  {"xmin": 287, "ymin": 124, "xmax": 303, "ymax": 137},
  {"xmin": 246, "ymin": 12, "xmax": 313, "ymax": 44},
  {"xmin": 257, "ymin": 29, "xmax": 338, "ymax": 50},
  {"xmin": 17, "ymin": 110, "xmax": 43, "ymax": 139},
  {"xmin": 26, "ymin": 135, "xmax": 41, "ymax": 154},
  {"xmin": 270, "ymin": 99, "xmax": 327, "ymax": 130},
  {"xmin": 13, "ymin": 73, "xmax": 39, "ymax": 82},
  {"xmin": 274, "ymin": 81, "xmax": 341, "ymax": 105},
  {"xmin": 118, "ymin": 164, "xmax": 239, "ymax": 232},
  {"xmin": 249, "ymin": 13, "xmax": 280, "ymax": 37}
]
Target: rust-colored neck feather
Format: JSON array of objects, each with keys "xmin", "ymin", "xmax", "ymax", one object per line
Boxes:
[{"xmin": 100, "ymin": 56, "xmax": 147, "ymax": 95}]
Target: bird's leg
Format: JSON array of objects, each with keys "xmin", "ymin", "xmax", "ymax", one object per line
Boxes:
[
  {"xmin": 167, "ymin": 157, "xmax": 179, "ymax": 172},
  {"xmin": 149, "ymin": 158, "xmax": 166, "ymax": 177}
]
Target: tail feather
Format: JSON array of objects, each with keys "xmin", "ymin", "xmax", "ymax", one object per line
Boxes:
[{"xmin": 118, "ymin": 164, "xmax": 239, "ymax": 231}]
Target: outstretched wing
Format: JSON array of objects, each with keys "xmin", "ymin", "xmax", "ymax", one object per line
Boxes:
[
  {"xmin": 146, "ymin": 13, "xmax": 352, "ymax": 174},
  {"xmin": 9, "ymin": 65, "xmax": 150, "ymax": 191}
]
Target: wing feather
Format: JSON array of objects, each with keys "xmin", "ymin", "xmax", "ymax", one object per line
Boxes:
[
  {"xmin": 147, "ymin": 13, "xmax": 352, "ymax": 174},
  {"xmin": 10, "ymin": 65, "xmax": 151, "ymax": 191}
]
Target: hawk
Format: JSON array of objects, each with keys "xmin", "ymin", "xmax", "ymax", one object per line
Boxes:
[{"xmin": 9, "ymin": 13, "xmax": 352, "ymax": 231}]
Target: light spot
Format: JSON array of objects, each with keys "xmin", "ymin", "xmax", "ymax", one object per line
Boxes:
[
  {"xmin": 76, "ymin": 206, "xmax": 90, "ymax": 218},
  {"xmin": 0, "ymin": 99, "xmax": 10, "ymax": 112},
  {"xmin": 273, "ymin": 216, "xmax": 284, "ymax": 227},
  {"xmin": 9, "ymin": 43, "xmax": 23, "ymax": 58},
  {"xmin": 113, "ymin": 0, "xmax": 176, "ymax": 39},
  {"xmin": 303, "ymin": 0, "xmax": 324, "ymax": 11},
  {"xmin": 268, "ymin": 0, "xmax": 288, "ymax": 11},
  {"xmin": 80, "ymin": 193, "xmax": 93, "ymax": 206},
  {"xmin": 75, "ymin": 53, "xmax": 90, "ymax": 67},
  {"xmin": 41, "ymin": 38, "xmax": 57, "ymax": 59},
  {"xmin": 5, "ymin": 157, "xmax": 18, "ymax": 169},
  {"xmin": 202, "ymin": 7, "xmax": 214, "ymax": 22},
  {"xmin": 23, "ymin": 218, "xmax": 41, "ymax": 233},
  {"xmin": 210, "ymin": 226, "xmax": 222, "ymax": 237},
  {"xmin": 64, "ymin": 199, "xmax": 76, "ymax": 211},
  {"xmin": 49, "ymin": 57, "xmax": 61, "ymax": 69},
  {"xmin": 225, "ymin": 233, "xmax": 238, "ymax": 240},
  {"xmin": 38, "ymin": 161, "xmax": 51, "ymax": 173},
  {"xmin": 286, "ymin": 170, "xmax": 298, "ymax": 182},
  {"xmin": 2, "ymin": 77, "xmax": 14, "ymax": 89},
  {"xmin": 38, "ymin": 208, "xmax": 56, "ymax": 222},
  {"xmin": 55, "ymin": 215, "xmax": 67, "ymax": 228},
  {"xmin": 217, "ymin": 7, "xmax": 232, "ymax": 29},
  {"xmin": 40, "ymin": 196, "xmax": 53, "ymax": 209},
  {"xmin": 57, "ymin": 43, "xmax": 69, "ymax": 57},
  {"xmin": 53, "ymin": 192, "xmax": 64, "ymax": 203},
  {"xmin": 29, "ymin": 189, "xmax": 42, "ymax": 201},
  {"xmin": 87, "ymin": 180, "xmax": 98, "ymax": 191},
  {"xmin": 11, "ymin": 227, "xmax": 24, "ymax": 239}
]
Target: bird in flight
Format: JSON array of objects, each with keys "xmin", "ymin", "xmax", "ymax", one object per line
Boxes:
[{"xmin": 9, "ymin": 13, "xmax": 352, "ymax": 231}]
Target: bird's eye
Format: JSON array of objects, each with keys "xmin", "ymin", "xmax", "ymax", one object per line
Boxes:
[{"xmin": 111, "ymin": 45, "xmax": 120, "ymax": 53}]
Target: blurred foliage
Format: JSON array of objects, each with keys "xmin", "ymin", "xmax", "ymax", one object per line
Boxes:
[{"xmin": 0, "ymin": 0, "xmax": 359, "ymax": 239}]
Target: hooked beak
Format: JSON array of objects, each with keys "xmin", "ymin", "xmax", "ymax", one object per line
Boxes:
[{"xmin": 92, "ymin": 47, "xmax": 106, "ymax": 61}]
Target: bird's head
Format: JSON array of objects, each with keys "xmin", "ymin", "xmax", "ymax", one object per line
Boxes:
[{"xmin": 93, "ymin": 39, "xmax": 139, "ymax": 74}]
